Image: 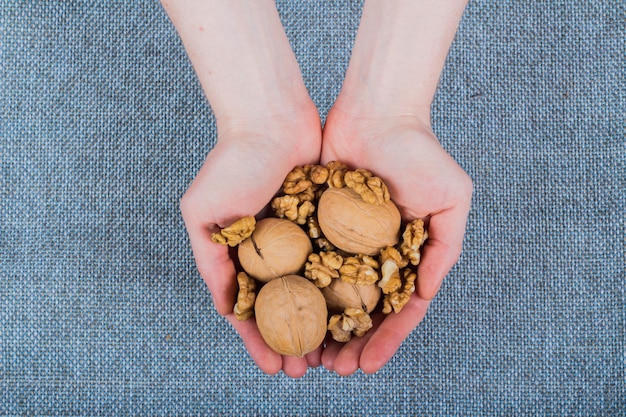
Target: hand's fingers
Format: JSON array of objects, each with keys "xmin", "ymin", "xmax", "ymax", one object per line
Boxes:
[
  {"xmin": 226, "ymin": 314, "xmax": 283, "ymax": 375},
  {"xmin": 228, "ymin": 314, "xmax": 318, "ymax": 378},
  {"xmin": 321, "ymin": 336, "xmax": 344, "ymax": 371},
  {"xmin": 359, "ymin": 296, "xmax": 430, "ymax": 374},
  {"xmin": 417, "ymin": 201, "xmax": 470, "ymax": 300},
  {"xmin": 281, "ymin": 355, "xmax": 309, "ymax": 378},
  {"xmin": 305, "ymin": 345, "xmax": 323, "ymax": 368}
]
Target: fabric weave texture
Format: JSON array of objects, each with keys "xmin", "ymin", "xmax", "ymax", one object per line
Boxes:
[{"xmin": 2, "ymin": 0, "xmax": 624, "ymax": 415}]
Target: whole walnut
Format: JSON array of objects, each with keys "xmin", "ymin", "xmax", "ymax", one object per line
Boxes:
[
  {"xmin": 238, "ymin": 218, "xmax": 312, "ymax": 282},
  {"xmin": 321, "ymin": 279, "xmax": 381, "ymax": 314},
  {"xmin": 317, "ymin": 187, "xmax": 401, "ymax": 256},
  {"xmin": 254, "ymin": 275, "xmax": 328, "ymax": 357}
]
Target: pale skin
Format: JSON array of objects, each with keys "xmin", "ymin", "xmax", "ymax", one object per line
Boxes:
[{"xmin": 163, "ymin": 0, "xmax": 472, "ymax": 377}]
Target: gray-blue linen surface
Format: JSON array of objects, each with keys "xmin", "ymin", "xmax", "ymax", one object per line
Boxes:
[{"xmin": 2, "ymin": 0, "xmax": 624, "ymax": 415}]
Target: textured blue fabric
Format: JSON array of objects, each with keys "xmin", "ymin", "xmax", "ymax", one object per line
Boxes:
[{"xmin": 2, "ymin": 0, "xmax": 624, "ymax": 415}]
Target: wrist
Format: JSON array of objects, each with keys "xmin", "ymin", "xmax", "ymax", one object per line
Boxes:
[
  {"xmin": 206, "ymin": 42, "xmax": 312, "ymax": 125},
  {"xmin": 333, "ymin": 83, "xmax": 432, "ymax": 127},
  {"xmin": 214, "ymin": 89, "xmax": 319, "ymax": 136},
  {"xmin": 216, "ymin": 97, "xmax": 322, "ymax": 168},
  {"xmin": 335, "ymin": 0, "xmax": 468, "ymax": 123},
  {"xmin": 163, "ymin": 0, "xmax": 313, "ymax": 125}
]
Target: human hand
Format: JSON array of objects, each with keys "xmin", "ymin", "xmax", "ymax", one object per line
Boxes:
[
  {"xmin": 162, "ymin": 0, "xmax": 328, "ymax": 377},
  {"xmin": 319, "ymin": 103, "xmax": 473, "ymax": 375},
  {"xmin": 180, "ymin": 112, "xmax": 322, "ymax": 378}
]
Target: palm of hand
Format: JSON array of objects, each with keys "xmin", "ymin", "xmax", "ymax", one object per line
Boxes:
[
  {"xmin": 319, "ymin": 110, "xmax": 473, "ymax": 374},
  {"xmin": 180, "ymin": 125, "xmax": 322, "ymax": 378}
]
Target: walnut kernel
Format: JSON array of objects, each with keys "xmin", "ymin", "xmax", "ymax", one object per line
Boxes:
[
  {"xmin": 325, "ymin": 161, "xmax": 348, "ymax": 188},
  {"xmin": 400, "ymin": 219, "xmax": 428, "ymax": 266},
  {"xmin": 344, "ymin": 169, "xmax": 390, "ymax": 205},
  {"xmin": 339, "ymin": 254, "xmax": 380, "ymax": 285},
  {"xmin": 283, "ymin": 166, "xmax": 312, "ymax": 195},
  {"xmin": 378, "ymin": 246, "xmax": 408, "ymax": 295},
  {"xmin": 328, "ymin": 307, "xmax": 373, "ymax": 342},
  {"xmin": 304, "ymin": 251, "xmax": 343, "ymax": 288},
  {"xmin": 309, "ymin": 165, "xmax": 329, "ymax": 185},
  {"xmin": 378, "ymin": 260, "xmax": 401, "ymax": 295},
  {"xmin": 233, "ymin": 272, "xmax": 256, "ymax": 321},
  {"xmin": 382, "ymin": 268, "xmax": 417, "ymax": 314},
  {"xmin": 211, "ymin": 216, "xmax": 256, "ymax": 247},
  {"xmin": 271, "ymin": 195, "xmax": 315, "ymax": 225}
]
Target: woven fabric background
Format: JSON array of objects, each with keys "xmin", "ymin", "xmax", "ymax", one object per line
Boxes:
[{"xmin": 2, "ymin": 0, "xmax": 624, "ymax": 415}]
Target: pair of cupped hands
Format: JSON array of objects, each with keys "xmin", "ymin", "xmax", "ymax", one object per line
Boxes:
[{"xmin": 180, "ymin": 98, "xmax": 472, "ymax": 378}]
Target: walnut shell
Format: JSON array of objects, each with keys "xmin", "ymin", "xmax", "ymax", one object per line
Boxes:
[
  {"xmin": 238, "ymin": 218, "xmax": 312, "ymax": 282},
  {"xmin": 317, "ymin": 187, "xmax": 401, "ymax": 256},
  {"xmin": 254, "ymin": 275, "xmax": 328, "ymax": 357},
  {"xmin": 321, "ymin": 279, "xmax": 381, "ymax": 314}
]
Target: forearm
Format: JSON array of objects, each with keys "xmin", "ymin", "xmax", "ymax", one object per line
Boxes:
[
  {"xmin": 339, "ymin": 0, "xmax": 468, "ymax": 120},
  {"xmin": 161, "ymin": 0, "xmax": 312, "ymax": 129}
]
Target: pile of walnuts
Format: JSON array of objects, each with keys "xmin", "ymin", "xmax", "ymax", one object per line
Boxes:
[{"xmin": 211, "ymin": 161, "xmax": 428, "ymax": 357}]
